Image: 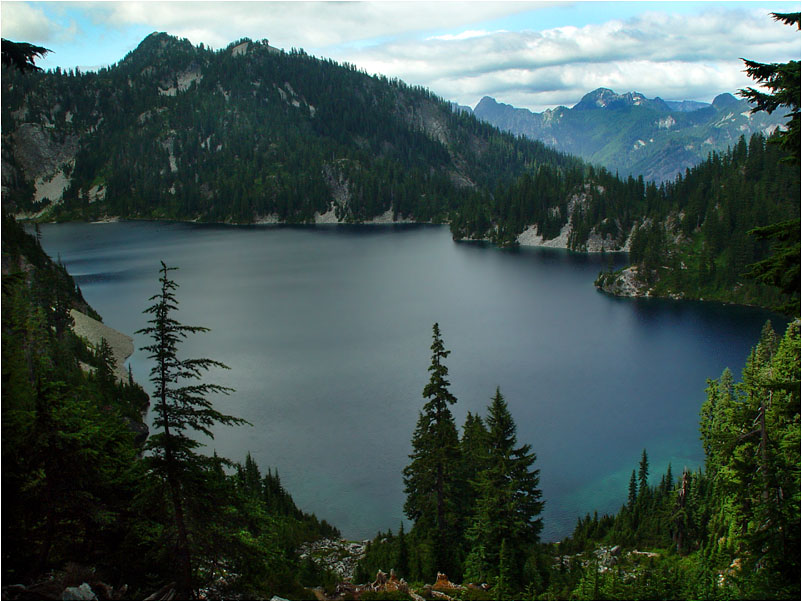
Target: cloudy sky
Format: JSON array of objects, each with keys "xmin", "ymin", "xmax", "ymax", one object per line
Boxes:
[{"xmin": 2, "ymin": 1, "xmax": 800, "ymax": 112}]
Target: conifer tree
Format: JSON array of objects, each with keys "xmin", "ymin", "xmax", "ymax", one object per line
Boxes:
[
  {"xmin": 739, "ymin": 12, "xmax": 801, "ymax": 314},
  {"xmin": 396, "ymin": 522, "xmax": 410, "ymax": 578},
  {"xmin": 464, "ymin": 388, "xmax": 543, "ymax": 588},
  {"xmin": 403, "ymin": 323, "xmax": 461, "ymax": 578},
  {"xmin": 458, "ymin": 412, "xmax": 489, "ymax": 536},
  {"xmin": 637, "ymin": 449, "xmax": 649, "ymax": 496},
  {"xmin": 138, "ymin": 262, "xmax": 248, "ymax": 597},
  {"xmin": 627, "ymin": 470, "xmax": 637, "ymax": 510}
]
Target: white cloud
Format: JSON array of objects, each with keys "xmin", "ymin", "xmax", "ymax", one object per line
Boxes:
[
  {"xmin": 70, "ymin": 1, "xmax": 546, "ymax": 51},
  {"xmin": 6, "ymin": 2, "xmax": 799, "ymax": 113},
  {"xmin": 428, "ymin": 29, "xmax": 507, "ymax": 42},
  {"xmin": 0, "ymin": 2, "xmax": 71, "ymax": 42},
  {"xmin": 328, "ymin": 6, "xmax": 801, "ymax": 111}
]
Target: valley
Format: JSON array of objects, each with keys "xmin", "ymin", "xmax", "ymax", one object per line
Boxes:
[{"xmin": 2, "ymin": 6, "xmax": 799, "ymax": 600}]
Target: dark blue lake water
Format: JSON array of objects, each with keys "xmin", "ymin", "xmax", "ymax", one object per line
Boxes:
[{"xmin": 36, "ymin": 221, "xmax": 787, "ymax": 541}]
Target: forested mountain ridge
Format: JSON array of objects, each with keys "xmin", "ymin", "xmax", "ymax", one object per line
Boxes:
[
  {"xmin": 592, "ymin": 133, "xmax": 799, "ymax": 311},
  {"xmin": 1, "ymin": 32, "xmax": 582, "ymax": 224},
  {"xmin": 472, "ymin": 88, "xmax": 787, "ymax": 182},
  {"xmin": 2, "ymin": 32, "xmax": 797, "ymax": 313}
]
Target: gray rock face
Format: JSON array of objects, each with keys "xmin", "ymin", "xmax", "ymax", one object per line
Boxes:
[
  {"xmin": 298, "ymin": 538, "xmax": 368, "ymax": 581},
  {"xmin": 11, "ymin": 124, "xmax": 78, "ymax": 185},
  {"xmin": 595, "ymin": 266, "xmax": 652, "ymax": 298}
]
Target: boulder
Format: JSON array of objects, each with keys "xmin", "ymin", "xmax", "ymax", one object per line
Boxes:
[{"xmin": 61, "ymin": 583, "xmax": 96, "ymax": 601}]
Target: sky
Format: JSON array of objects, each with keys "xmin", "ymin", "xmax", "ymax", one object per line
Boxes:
[{"xmin": 1, "ymin": 1, "xmax": 800, "ymax": 112}]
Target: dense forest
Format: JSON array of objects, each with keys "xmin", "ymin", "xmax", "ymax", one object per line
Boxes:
[
  {"xmin": 592, "ymin": 131, "xmax": 799, "ymax": 312},
  {"xmin": 1, "ymin": 32, "xmax": 581, "ymax": 225}
]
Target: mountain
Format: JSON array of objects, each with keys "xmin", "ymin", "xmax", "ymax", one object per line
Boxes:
[
  {"xmin": 472, "ymin": 88, "xmax": 786, "ymax": 181},
  {"xmin": 2, "ymin": 33, "xmax": 797, "ymax": 311},
  {"xmin": 1, "ymin": 32, "xmax": 582, "ymax": 224}
]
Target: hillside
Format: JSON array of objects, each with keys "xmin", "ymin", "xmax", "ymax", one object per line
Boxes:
[
  {"xmin": 472, "ymin": 88, "xmax": 786, "ymax": 182},
  {"xmin": 2, "ymin": 32, "xmax": 797, "ymax": 312},
  {"xmin": 1, "ymin": 32, "xmax": 581, "ymax": 224}
]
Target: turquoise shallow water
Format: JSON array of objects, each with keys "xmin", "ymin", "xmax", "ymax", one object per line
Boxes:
[{"xmin": 36, "ymin": 221, "xmax": 787, "ymax": 541}]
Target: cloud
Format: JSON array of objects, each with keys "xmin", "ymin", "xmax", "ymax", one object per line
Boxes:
[
  {"xmin": 70, "ymin": 1, "xmax": 546, "ymax": 51},
  {"xmin": 428, "ymin": 29, "xmax": 507, "ymax": 42},
  {"xmin": 7, "ymin": 2, "xmax": 799, "ymax": 113},
  {"xmin": 0, "ymin": 2, "xmax": 74, "ymax": 43},
  {"xmin": 329, "ymin": 6, "xmax": 801, "ymax": 111}
]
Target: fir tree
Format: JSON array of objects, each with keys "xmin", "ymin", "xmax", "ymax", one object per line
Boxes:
[
  {"xmin": 137, "ymin": 262, "xmax": 249, "ymax": 596},
  {"xmin": 739, "ymin": 12, "xmax": 800, "ymax": 162},
  {"xmin": 402, "ymin": 323, "xmax": 462, "ymax": 578},
  {"xmin": 637, "ymin": 449, "xmax": 649, "ymax": 496},
  {"xmin": 396, "ymin": 522, "xmax": 410, "ymax": 578},
  {"xmin": 627, "ymin": 470, "xmax": 637, "ymax": 510},
  {"xmin": 458, "ymin": 411, "xmax": 489, "ymax": 537},
  {"xmin": 464, "ymin": 388, "xmax": 543, "ymax": 588}
]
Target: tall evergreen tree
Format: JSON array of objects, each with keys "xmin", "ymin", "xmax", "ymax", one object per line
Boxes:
[
  {"xmin": 137, "ymin": 262, "xmax": 248, "ymax": 597},
  {"xmin": 464, "ymin": 388, "xmax": 543, "ymax": 588},
  {"xmin": 739, "ymin": 12, "xmax": 801, "ymax": 315},
  {"xmin": 637, "ymin": 449, "xmax": 649, "ymax": 495},
  {"xmin": 457, "ymin": 412, "xmax": 489, "ymax": 538},
  {"xmin": 627, "ymin": 470, "xmax": 638, "ymax": 510},
  {"xmin": 402, "ymin": 323, "xmax": 461, "ymax": 578}
]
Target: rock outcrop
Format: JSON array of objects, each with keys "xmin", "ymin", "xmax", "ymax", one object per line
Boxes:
[
  {"xmin": 595, "ymin": 266, "xmax": 653, "ymax": 298},
  {"xmin": 70, "ymin": 309, "xmax": 134, "ymax": 383}
]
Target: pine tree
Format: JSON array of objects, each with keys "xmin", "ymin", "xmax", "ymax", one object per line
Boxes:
[
  {"xmin": 464, "ymin": 388, "xmax": 543, "ymax": 588},
  {"xmin": 137, "ymin": 262, "xmax": 249, "ymax": 596},
  {"xmin": 396, "ymin": 522, "xmax": 409, "ymax": 578},
  {"xmin": 637, "ymin": 449, "xmax": 649, "ymax": 496},
  {"xmin": 458, "ymin": 412, "xmax": 489, "ymax": 537},
  {"xmin": 739, "ymin": 12, "xmax": 800, "ymax": 162},
  {"xmin": 402, "ymin": 323, "xmax": 462, "ymax": 578},
  {"xmin": 627, "ymin": 470, "xmax": 637, "ymax": 510}
]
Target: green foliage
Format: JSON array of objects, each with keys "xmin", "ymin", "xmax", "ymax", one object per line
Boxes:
[
  {"xmin": 552, "ymin": 319, "xmax": 800, "ymax": 601},
  {"xmin": 739, "ymin": 12, "xmax": 800, "ymax": 163},
  {"xmin": 464, "ymin": 389, "xmax": 543, "ymax": 590},
  {"xmin": 383, "ymin": 336, "xmax": 545, "ymax": 591},
  {"xmin": 1, "ymin": 38, "xmax": 50, "ymax": 72},
  {"xmin": 594, "ymin": 131, "xmax": 799, "ymax": 312},
  {"xmin": 403, "ymin": 323, "xmax": 462, "ymax": 578},
  {"xmin": 2, "ymin": 34, "xmax": 578, "ymax": 226},
  {"xmin": 2, "ymin": 216, "xmax": 149, "ymax": 584},
  {"xmin": 137, "ymin": 261, "xmax": 249, "ymax": 595}
]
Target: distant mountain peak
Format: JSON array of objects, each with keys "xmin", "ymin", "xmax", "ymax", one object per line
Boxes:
[
  {"xmin": 573, "ymin": 88, "xmax": 659, "ymax": 111},
  {"xmin": 712, "ymin": 92, "xmax": 739, "ymax": 109},
  {"xmin": 473, "ymin": 86, "xmax": 786, "ymax": 182}
]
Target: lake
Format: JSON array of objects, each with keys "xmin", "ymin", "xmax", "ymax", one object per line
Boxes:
[{"xmin": 36, "ymin": 221, "xmax": 787, "ymax": 542}]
